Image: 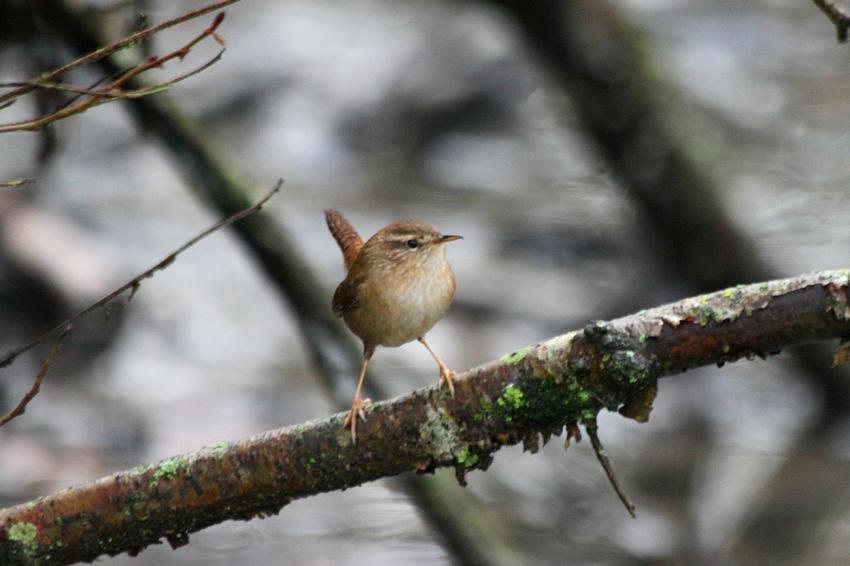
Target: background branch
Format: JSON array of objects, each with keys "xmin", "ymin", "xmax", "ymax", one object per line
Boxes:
[
  {"xmin": 811, "ymin": 0, "xmax": 850, "ymax": 41},
  {"xmin": 0, "ymin": 270, "xmax": 847, "ymax": 565},
  {"xmin": 0, "ymin": 323, "xmax": 71, "ymax": 427},
  {"xmin": 0, "ymin": 12, "xmax": 226, "ymax": 133},
  {"xmin": 0, "ymin": 0, "xmax": 241, "ymax": 107},
  {"xmin": 0, "ymin": 182, "xmax": 279, "ymax": 376}
]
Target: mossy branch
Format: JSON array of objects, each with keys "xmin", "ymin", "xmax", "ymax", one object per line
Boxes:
[{"xmin": 1, "ymin": 270, "xmax": 848, "ymax": 564}]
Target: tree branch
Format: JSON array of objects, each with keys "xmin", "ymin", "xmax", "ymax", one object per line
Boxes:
[
  {"xmin": 811, "ymin": 0, "xmax": 850, "ymax": 42},
  {"xmin": 0, "ymin": 182, "xmax": 280, "ymax": 373},
  {"xmin": 1, "ymin": 270, "xmax": 847, "ymax": 564},
  {"xmin": 585, "ymin": 419, "xmax": 635, "ymax": 518},
  {"xmin": 0, "ymin": 12, "xmax": 227, "ymax": 133},
  {"xmin": 0, "ymin": 324, "xmax": 71, "ymax": 427},
  {"xmin": 0, "ymin": 0, "xmax": 242, "ymax": 108},
  {"xmin": 0, "ymin": 181, "xmax": 277, "ymax": 431}
]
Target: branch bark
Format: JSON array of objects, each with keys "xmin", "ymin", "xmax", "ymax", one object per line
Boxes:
[{"xmin": 1, "ymin": 270, "xmax": 848, "ymax": 564}]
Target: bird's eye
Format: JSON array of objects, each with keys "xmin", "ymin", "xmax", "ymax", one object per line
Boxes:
[{"xmin": 406, "ymin": 239, "xmax": 419, "ymax": 249}]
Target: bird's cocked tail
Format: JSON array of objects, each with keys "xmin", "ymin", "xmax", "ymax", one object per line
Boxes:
[{"xmin": 324, "ymin": 209, "xmax": 364, "ymax": 271}]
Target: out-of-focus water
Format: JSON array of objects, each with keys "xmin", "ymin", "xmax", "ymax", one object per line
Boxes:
[{"xmin": 1, "ymin": 0, "xmax": 849, "ymax": 563}]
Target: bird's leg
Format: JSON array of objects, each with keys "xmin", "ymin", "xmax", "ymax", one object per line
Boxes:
[
  {"xmin": 418, "ymin": 336, "xmax": 455, "ymax": 397},
  {"xmin": 344, "ymin": 346, "xmax": 373, "ymax": 443}
]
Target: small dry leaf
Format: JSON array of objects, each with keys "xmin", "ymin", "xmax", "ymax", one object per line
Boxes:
[
  {"xmin": 833, "ymin": 343, "xmax": 850, "ymax": 367},
  {"xmin": 619, "ymin": 383, "xmax": 658, "ymax": 423}
]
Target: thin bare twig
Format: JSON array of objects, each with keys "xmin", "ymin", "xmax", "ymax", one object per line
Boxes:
[
  {"xmin": 811, "ymin": 0, "xmax": 850, "ymax": 42},
  {"xmin": 0, "ymin": 81, "xmax": 124, "ymax": 97},
  {"xmin": 0, "ymin": 324, "xmax": 72, "ymax": 428},
  {"xmin": 0, "ymin": 13, "xmax": 227, "ymax": 133},
  {"xmin": 0, "ymin": 0, "xmax": 242, "ymax": 108},
  {"xmin": 0, "ymin": 49, "xmax": 223, "ymax": 100},
  {"xmin": 585, "ymin": 419, "xmax": 636, "ymax": 518},
  {"xmin": 0, "ymin": 180, "xmax": 281, "ymax": 372}
]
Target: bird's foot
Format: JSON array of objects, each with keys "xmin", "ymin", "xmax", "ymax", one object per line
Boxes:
[
  {"xmin": 344, "ymin": 395, "xmax": 371, "ymax": 443},
  {"xmin": 438, "ymin": 366, "xmax": 456, "ymax": 398}
]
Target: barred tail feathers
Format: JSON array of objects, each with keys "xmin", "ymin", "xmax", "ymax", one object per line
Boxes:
[{"xmin": 324, "ymin": 209, "xmax": 364, "ymax": 271}]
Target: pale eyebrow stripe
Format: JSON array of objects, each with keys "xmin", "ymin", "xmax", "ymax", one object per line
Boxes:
[{"xmin": 385, "ymin": 233, "xmax": 418, "ymax": 242}]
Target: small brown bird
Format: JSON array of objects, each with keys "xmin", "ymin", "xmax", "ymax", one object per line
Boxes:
[{"xmin": 325, "ymin": 209, "xmax": 462, "ymax": 441}]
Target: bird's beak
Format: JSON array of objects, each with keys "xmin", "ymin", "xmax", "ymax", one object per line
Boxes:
[{"xmin": 437, "ymin": 234, "xmax": 463, "ymax": 243}]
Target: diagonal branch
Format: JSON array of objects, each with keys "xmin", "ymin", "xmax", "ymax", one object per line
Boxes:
[
  {"xmin": 0, "ymin": 181, "xmax": 279, "ymax": 430},
  {"xmin": 811, "ymin": 0, "xmax": 850, "ymax": 42},
  {"xmin": 585, "ymin": 419, "xmax": 636, "ymax": 518},
  {"xmin": 0, "ymin": 324, "xmax": 72, "ymax": 427},
  {"xmin": 0, "ymin": 181, "xmax": 280, "ymax": 373},
  {"xmin": 0, "ymin": 270, "xmax": 847, "ymax": 565}
]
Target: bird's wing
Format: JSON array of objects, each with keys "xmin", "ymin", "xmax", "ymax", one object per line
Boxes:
[{"xmin": 331, "ymin": 276, "xmax": 361, "ymax": 317}]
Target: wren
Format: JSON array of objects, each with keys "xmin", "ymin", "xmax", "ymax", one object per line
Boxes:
[{"xmin": 325, "ymin": 209, "xmax": 462, "ymax": 442}]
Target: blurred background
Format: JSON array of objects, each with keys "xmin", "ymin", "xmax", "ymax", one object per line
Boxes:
[{"xmin": 1, "ymin": 0, "xmax": 850, "ymax": 564}]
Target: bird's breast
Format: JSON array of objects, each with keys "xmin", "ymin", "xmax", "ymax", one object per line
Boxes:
[{"xmin": 343, "ymin": 260, "xmax": 456, "ymax": 348}]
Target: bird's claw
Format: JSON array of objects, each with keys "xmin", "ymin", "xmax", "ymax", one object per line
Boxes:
[
  {"xmin": 344, "ymin": 396, "xmax": 371, "ymax": 443},
  {"xmin": 439, "ymin": 367, "xmax": 456, "ymax": 398}
]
